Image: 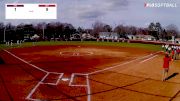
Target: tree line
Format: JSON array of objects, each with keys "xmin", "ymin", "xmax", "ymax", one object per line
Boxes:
[{"xmin": 0, "ymin": 21, "xmax": 179, "ymax": 43}]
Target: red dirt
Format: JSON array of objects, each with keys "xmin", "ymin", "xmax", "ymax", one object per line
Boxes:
[
  {"xmin": 9, "ymin": 45, "xmax": 152, "ymax": 74},
  {"xmin": 0, "ymin": 45, "xmax": 155, "ymax": 100},
  {"xmin": 42, "ymin": 73, "xmax": 60, "ymax": 84}
]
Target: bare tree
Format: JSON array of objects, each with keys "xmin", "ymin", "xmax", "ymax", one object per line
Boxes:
[
  {"xmin": 148, "ymin": 22, "xmax": 159, "ymax": 40},
  {"xmin": 77, "ymin": 27, "xmax": 84, "ymax": 34},
  {"xmin": 0, "ymin": 22, "xmax": 4, "ymax": 42},
  {"xmin": 16, "ymin": 23, "xmax": 25, "ymax": 41},
  {"xmin": 55, "ymin": 22, "xmax": 65, "ymax": 39},
  {"xmin": 155, "ymin": 22, "xmax": 163, "ymax": 38},
  {"xmin": 166, "ymin": 24, "xmax": 179, "ymax": 38},
  {"xmin": 103, "ymin": 24, "xmax": 112, "ymax": 32},
  {"xmin": 45, "ymin": 22, "xmax": 56, "ymax": 41},
  {"xmin": 114, "ymin": 25, "xmax": 127, "ymax": 38},
  {"xmin": 5, "ymin": 23, "xmax": 16, "ymax": 41},
  {"xmin": 148, "ymin": 22, "xmax": 156, "ymax": 31},
  {"xmin": 35, "ymin": 22, "xmax": 46, "ymax": 40},
  {"xmin": 130, "ymin": 26, "xmax": 137, "ymax": 35},
  {"xmin": 0, "ymin": 23, "xmax": 3, "ymax": 29},
  {"xmin": 64, "ymin": 24, "xmax": 75, "ymax": 40},
  {"xmin": 92, "ymin": 21, "xmax": 105, "ymax": 38}
]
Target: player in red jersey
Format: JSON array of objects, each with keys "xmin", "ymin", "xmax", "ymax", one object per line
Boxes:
[
  {"xmin": 171, "ymin": 49, "xmax": 175, "ymax": 60},
  {"xmin": 162, "ymin": 53, "xmax": 172, "ymax": 81},
  {"xmin": 177, "ymin": 47, "xmax": 180, "ymax": 59}
]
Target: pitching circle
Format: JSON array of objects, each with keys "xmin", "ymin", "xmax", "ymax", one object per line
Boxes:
[{"xmin": 59, "ymin": 51, "xmax": 93, "ymax": 56}]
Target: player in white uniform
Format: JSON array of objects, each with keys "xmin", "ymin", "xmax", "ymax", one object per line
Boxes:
[
  {"xmin": 165, "ymin": 44, "xmax": 169, "ymax": 52},
  {"xmin": 168, "ymin": 46, "xmax": 171, "ymax": 54}
]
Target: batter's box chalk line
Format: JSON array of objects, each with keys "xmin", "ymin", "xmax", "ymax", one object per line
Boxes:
[
  {"xmin": 4, "ymin": 50, "xmax": 91, "ymax": 101},
  {"xmin": 26, "ymin": 73, "xmax": 91, "ymax": 101},
  {"xmin": 69, "ymin": 73, "xmax": 88, "ymax": 87},
  {"xmin": 26, "ymin": 72, "xmax": 64, "ymax": 100},
  {"xmin": 68, "ymin": 73, "xmax": 91, "ymax": 101},
  {"xmin": 42, "ymin": 72, "xmax": 64, "ymax": 86}
]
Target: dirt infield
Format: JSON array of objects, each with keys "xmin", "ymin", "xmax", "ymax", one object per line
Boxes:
[{"xmin": 0, "ymin": 45, "xmax": 180, "ymax": 101}]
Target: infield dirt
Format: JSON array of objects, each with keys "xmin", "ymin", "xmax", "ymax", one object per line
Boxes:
[{"xmin": 0, "ymin": 45, "xmax": 180, "ymax": 101}]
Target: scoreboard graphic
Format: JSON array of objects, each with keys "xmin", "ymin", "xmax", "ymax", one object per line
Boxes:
[{"xmin": 5, "ymin": 3, "xmax": 57, "ymax": 19}]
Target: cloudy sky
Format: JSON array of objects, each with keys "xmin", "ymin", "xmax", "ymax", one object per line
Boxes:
[{"xmin": 0, "ymin": 0, "xmax": 180, "ymax": 29}]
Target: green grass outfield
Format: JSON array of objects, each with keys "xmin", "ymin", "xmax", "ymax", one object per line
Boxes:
[{"xmin": 0, "ymin": 41, "xmax": 162, "ymax": 51}]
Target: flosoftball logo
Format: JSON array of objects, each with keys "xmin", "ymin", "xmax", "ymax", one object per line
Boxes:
[{"xmin": 144, "ymin": 2, "xmax": 177, "ymax": 8}]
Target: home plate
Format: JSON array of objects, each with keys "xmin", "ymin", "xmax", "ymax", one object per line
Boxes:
[{"xmin": 61, "ymin": 78, "xmax": 70, "ymax": 81}]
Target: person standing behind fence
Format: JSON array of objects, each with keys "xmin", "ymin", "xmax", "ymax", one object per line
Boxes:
[
  {"xmin": 162, "ymin": 53, "xmax": 172, "ymax": 81},
  {"xmin": 171, "ymin": 49, "xmax": 175, "ymax": 61},
  {"xmin": 165, "ymin": 44, "xmax": 169, "ymax": 52},
  {"xmin": 174, "ymin": 46, "xmax": 177, "ymax": 60},
  {"xmin": 177, "ymin": 47, "xmax": 180, "ymax": 59},
  {"xmin": 168, "ymin": 46, "xmax": 171, "ymax": 54},
  {"xmin": 162, "ymin": 44, "xmax": 165, "ymax": 51}
]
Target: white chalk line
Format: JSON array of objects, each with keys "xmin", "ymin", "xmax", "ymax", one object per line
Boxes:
[
  {"xmin": 56, "ymin": 73, "xmax": 64, "ymax": 85},
  {"xmin": 3, "ymin": 49, "xmax": 50, "ymax": 100},
  {"xmin": 3, "ymin": 50, "xmax": 66, "ymax": 101},
  {"xmin": 73, "ymin": 52, "xmax": 79, "ymax": 56},
  {"xmin": 26, "ymin": 72, "xmax": 49, "ymax": 100},
  {"xmin": 26, "ymin": 72, "xmax": 64, "ymax": 100},
  {"xmin": 140, "ymin": 55, "xmax": 158, "ymax": 64},
  {"xmin": 70, "ymin": 85, "xmax": 87, "ymax": 87},
  {"xmin": 88, "ymin": 51, "xmax": 161, "ymax": 75},
  {"xmin": 73, "ymin": 73, "xmax": 88, "ymax": 76},
  {"xmin": 59, "ymin": 51, "xmax": 93, "ymax": 56},
  {"xmin": 69, "ymin": 73, "xmax": 91, "ymax": 101},
  {"xmin": 86, "ymin": 75, "xmax": 91, "ymax": 101},
  {"xmin": 84, "ymin": 51, "xmax": 160, "ymax": 101},
  {"xmin": 4, "ymin": 50, "xmax": 48, "ymax": 73},
  {"xmin": 43, "ymin": 73, "xmax": 64, "ymax": 86},
  {"xmin": 48, "ymin": 72, "xmax": 64, "ymax": 85},
  {"xmin": 4, "ymin": 49, "xmax": 90, "ymax": 100},
  {"xmin": 69, "ymin": 73, "xmax": 75, "ymax": 86},
  {"xmin": 49, "ymin": 72, "xmax": 63, "ymax": 74},
  {"xmin": 69, "ymin": 73, "xmax": 87, "ymax": 86},
  {"xmin": 4, "ymin": 49, "xmax": 160, "ymax": 101}
]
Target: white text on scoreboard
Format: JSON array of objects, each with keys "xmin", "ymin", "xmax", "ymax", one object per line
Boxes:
[{"xmin": 5, "ymin": 3, "xmax": 57, "ymax": 19}]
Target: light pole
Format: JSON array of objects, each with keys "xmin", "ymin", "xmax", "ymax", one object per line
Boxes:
[
  {"xmin": 3, "ymin": 26, "xmax": 6, "ymax": 43},
  {"xmin": 42, "ymin": 26, "xmax": 45, "ymax": 40}
]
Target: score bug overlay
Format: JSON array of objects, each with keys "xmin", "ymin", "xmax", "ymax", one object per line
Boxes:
[{"xmin": 5, "ymin": 3, "xmax": 57, "ymax": 19}]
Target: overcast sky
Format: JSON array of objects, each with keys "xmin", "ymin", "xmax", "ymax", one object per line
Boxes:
[{"xmin": 0, "ymin": 0, "xmax": 180, "ymax": 29}]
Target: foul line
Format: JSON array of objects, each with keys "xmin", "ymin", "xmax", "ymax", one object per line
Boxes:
[
  {"xmin": 26, "ymin": 72, "xmax": 49, "ymax": 100},
  {"xmin": 139, "ymin": 55, "xmax": 158, "ymax": 64},
  {"xmin": 3, "ymin": 50, "xmax": 48, "ymax": 73},
  {"xmin": 3, "ymin": 49, "xmax": 161, "ymax": 101},
  {"xmin": 26, "ymin": 72, "xmax": 64, "ymax": 101},
  {"xmin": 86, "ymin": 75, "xmax": 91, "ymax": 101},
  {"xmin": 88, "ymin": 51, "xmax": 161, "ymax": 75},
  {"xmin": 3, "ymin": 50, "xmax": 66, "ymax": 101}
]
